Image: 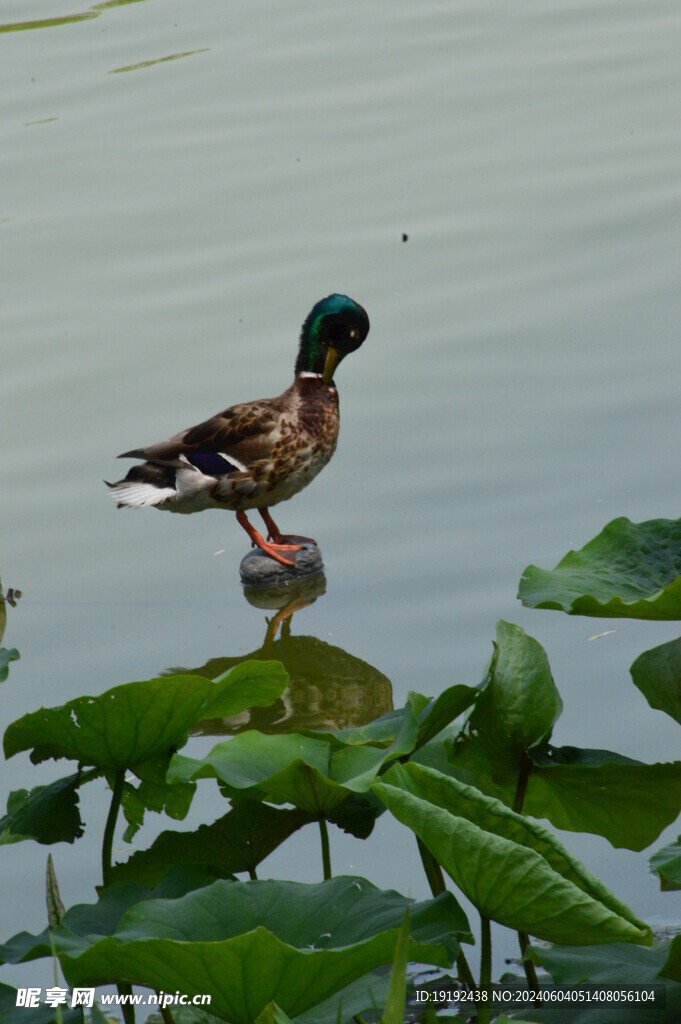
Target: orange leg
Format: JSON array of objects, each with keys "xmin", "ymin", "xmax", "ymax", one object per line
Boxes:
[
  {"xmin": 259, "ymin": 508, "xmax": 317, "ymax": 546},
  {"xmin": 264, "ymin": 595, "xmax": 315, "ymax": 649},
  {"xmin": 237, "ymin": 510, "xmax": 303, "ymax": 567}
]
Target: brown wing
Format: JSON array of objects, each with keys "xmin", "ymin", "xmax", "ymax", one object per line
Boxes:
[{"xmin": 118, "ymin": 395, "xmax": 286, "ymax": 470}]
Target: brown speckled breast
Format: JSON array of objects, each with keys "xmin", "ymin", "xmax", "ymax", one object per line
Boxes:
[
  {"xmin": 295, "ymin": 375, "xmax": 340, "ymax": 448},
  {"xmin": 253, "ymin": 377, "xmax": 339, "ymax": 508}
]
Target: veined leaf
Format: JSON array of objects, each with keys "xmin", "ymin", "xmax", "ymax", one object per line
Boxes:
[
  {"xmin": 255, "ymin": 1005, "xmax": 295, "ymax": 1024},
  {"xmin": 201, "ymin": 661, "xmax": 289, "ymax": 718},
  {"xmin": 0, "ymin": 983, "xmax": 82, "ymax": 1023},
  {"xmin": 119, "ymin": 753, "xmax": 197, "ymax": 841},
  {"xmin": 292, "ymin": 972, "xmax": 391, "ymax": 1024},
  {"xmin": 168, "ymin": 730, "xmax": 394, "ymax": 816},
  {"xmin": 528, "ymin": 940, "xmax": 671, "ymax": 983},
  {"xmin": 110, "ymin": 801, "xmax": 312, "ymax": 887},
  {"xmin": 470, "ymin": 621, "xmax": 562, "ymax": 767},
  {"xmin": 421, "ymin": 736, "xmax": 681, "ymax": 851},
  {"xmin": 4, "ymin": 662, "xmax": 287, "ymax": 770},
  {"xmin": 662, "ymin": 936, "xmax": 681, "ymax": 983},
  {"xmin": 0, "ymin": 769, "xmax": 99, "ymax": 846},
  {"xmin": 0, "ymin": 647, "xmax": 19, "ymax": 683},
  {"xmin": 526, "ymin": 753, "xmax": 681, "ymax": 851},
  {"xmin": 519, "ymin": 517, "xmax": 681, "ymax": 619},
  {"xmin": 0, "ymin": 867, "xmax": 216, "ymax": 966},
  {"xmin": 412, "ymin": 685, "xmax": 479, "ymax": 749},
  {"xmin": 631, "ymin": 638, "xmax": 681, "ymax": 726},
  {"xmin": 55, "ymin": 877, "xmax": 468, "ymax": 1023},
  {"xmin": 527, "ymin": 943, "xmax": 681, "ymax": 1024},
  {"xmin": 301, "ymin": 684, "xmax": 477, "ymax": 755},
  {"xmin": 373, "ymin": 763, "xmax": 652, "ymax": 946},
  {"xmin": 161, "ymin": 1007, "xmax": 223, "ymax": 1024},
  {"xmin": 650, "ymin": 836, "xmax": 681, "ymax": 891},
  {"xmin": 510, "ymin": 991, "xmax": 681, "ymax": 1024},
  {"xmin": 382, "ymin": 911, "xmax": 409, "ymax": 1024}
]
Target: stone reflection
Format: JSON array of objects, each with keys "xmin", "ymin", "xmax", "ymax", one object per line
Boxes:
[{"xmin": 168, "ymin": 574, "xmax": 393, "ymax": 736}]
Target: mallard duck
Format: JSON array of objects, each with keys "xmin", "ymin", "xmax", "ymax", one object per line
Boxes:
[{"xmin": 107, "ymin": 294, "xmax": 370, "ymax": 566}]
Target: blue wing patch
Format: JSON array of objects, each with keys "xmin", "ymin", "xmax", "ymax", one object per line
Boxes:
[{"xmin": 187, "ymin": 452, "xmax": 241, "ymax": 476}]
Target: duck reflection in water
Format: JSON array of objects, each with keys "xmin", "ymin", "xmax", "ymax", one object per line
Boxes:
[{"xmin": 166, "ymin": 574, "xmax": 393, "ymax": 737}]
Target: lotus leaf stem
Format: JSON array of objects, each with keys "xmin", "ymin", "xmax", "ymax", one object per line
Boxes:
[
  {"xmin": 415, "ymin": 837, "xmax": 477, "ymax": 993},
  {"xmin": 101, "ymin": 769, "xmax": 124, "ymax": 889},
  {"xmin": 479, "ymin": 913, "xmax": 492, "ymax": 1024},
  {"xmin": 319, "ymin": 818, "xmax": 332, "ymax": 880},
  {"xmin": 512, "ymin": 754, "xmax": 542, "ymax": 999}
]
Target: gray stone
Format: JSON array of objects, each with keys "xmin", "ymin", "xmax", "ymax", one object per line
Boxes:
[
  {"xmin": 239, "ymin": 541, "xmax": 324, "ymax": 587},
  {"xmin": 243, "ymin": 572, "xmax": 327, "ymax": 609}
]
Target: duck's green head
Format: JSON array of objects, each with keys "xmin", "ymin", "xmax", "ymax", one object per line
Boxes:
[{"xmin": 296, "ymin": 294, "xmax": 370, "ymax": 384}]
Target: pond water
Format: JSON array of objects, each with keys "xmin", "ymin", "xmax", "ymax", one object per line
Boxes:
[{"xmin": 3, "ymin": 0, "xmax": 681, "ymax": 1002}]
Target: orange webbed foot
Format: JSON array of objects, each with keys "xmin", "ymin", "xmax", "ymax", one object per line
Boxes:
[
  {"xmin": 237, "ymin": 510, "xmax": 305, "ymax": 566},
  {"xmin": 258, "ymin": 508, "xmax": 318, "ymax": 548}
]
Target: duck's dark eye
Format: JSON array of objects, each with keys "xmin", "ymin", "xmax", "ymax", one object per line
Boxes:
[{"xmin": 328, "ymin": 321, "xmax": 349, "ymax": 344}]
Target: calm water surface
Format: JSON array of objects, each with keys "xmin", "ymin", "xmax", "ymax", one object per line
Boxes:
[{"xmin": 2, "ymin": 0, "xmax": 681, "ymax": 996}]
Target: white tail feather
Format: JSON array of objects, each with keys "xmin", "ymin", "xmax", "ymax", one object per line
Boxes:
[{"xmin": 109, "ymin": 482, "xmax": 177, "ymax": 508}]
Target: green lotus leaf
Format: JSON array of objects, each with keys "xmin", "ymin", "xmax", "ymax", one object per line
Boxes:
[
  {"xmin": 525, "ymin": 942, "xmax": 681, "ymax": 1024},
  {"xmin": 162, "ymin": 1008, "xmax": 223, "ymax": 1024},
  {"xmin": 510, "ymin": 990, "xmax": 681, "ymax": 1024},
  {"xmin": 325, "ymin": 791, "xmax": 383, "ymax": 839},
  {"xmin": 662, "ymin": 936, "xmax": 681, "ymax": 983},
  {"xmin": 110, "ymin": 801, "xmax": 312, "ymax": 887},
  {"xmin": 109, "ymin": 876, "xmax": 471, "ymax": 950},
  {"xmin": 119, "ymin": 753, "xmax": 197, "ymax": 841},
  {"xmin": 160, "ymin": 877, "xmax": 460, "ymax": 949},
  {"xmin": 166, "ymin": 986, "xmax": 395, "ymax": 1024},
  {"xmin": 0, "ymin": 647, "xmax": 19, "ymax": 683},
  {"xmin": 201, "ymin": 661, "xmax": 289, "ymax": 718},
  {"xmin": 528, "ymin": 940, "xmax": 671, "ymax": 983},
  {"xmin": 302, "ymin": 684, "xmax": 477, "ymax": 758},
  {"xmin": 256, "ymin": 1006, "xmax": 295, "ymax": 1024},
  {"xmin": 631, "ymin": 638, "xmax": 681, "ymax": 725},
  {"xmin": 55, "ymin": 877, "xmax": 469, "ymax": 1023},
  {"xmin": 470, "ymin": 621, "xmax": 562, "ymax": 767},
  {"xmin": 292, "ymin": 972, "xmax": 391, "ymax": 1024},
  {"xmin": 306, "ymin": 708, "xmax": 407, "ymax": 747},
  {"xmin": 373, "ymin": 763, "xmax": 652, "ymax": 945},
  {"xmin": 381, "ymin": 911, "xmax": 409, "ymax": 1024},
  {"xmin": 3, "ymin": 674, "xmax": 210, "ymax": 768},
  {"xmin": 650, "ymin": 835, "xmax": 681, "ymax": 891},
  {"xmin": 412, "ymin": 684, "xmax": 479, "ymax": 749},
  {"xmin": 0, "ymin": 983, "xmax": 82, "ymax": 1023},
  {"xmin": 526, "ymin": 752, "xmax": 681, "ymax": 851},
  {"xmin": 519, "ymin": 517, "xmax": 681, "ymax": 619},
  {"xmin": 3, "ymin": 662, "xmax": 287, "ymax": 770},
  {"xmin": 421, "ymin": 735, "xmax": 681, "ymax": 851},
  {"xmin": 0, "ymin": 769, "xmax": 100, "ymax": 846},
  {"xmin": 300, "ymin": 698, "xmax": 419, "ymax": 758},
  {"xmin": 168, "ymin": 730, "xmax": 393, "ymax": 816},
  {"xmin": 0, "ymin": 867, "xmax": 215, "ymax": 966}
]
